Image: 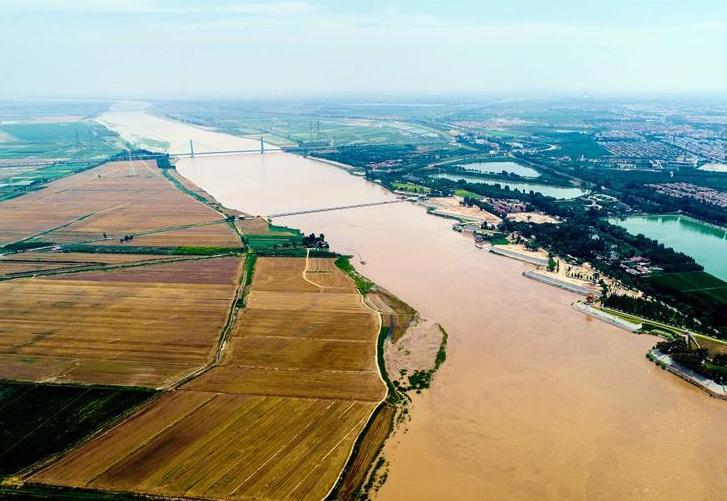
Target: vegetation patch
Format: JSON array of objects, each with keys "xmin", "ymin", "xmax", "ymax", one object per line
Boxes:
[
  {"xmin": 392, "ymin": 181, "xmax": 431, "ymax": 193},
  {"xmin": 0, "ymin": 381, "xmax": 155, "ymax": 477},
  {"xmin": 334, "ymin": 255, "xmax": 374, "ymax": 294}
]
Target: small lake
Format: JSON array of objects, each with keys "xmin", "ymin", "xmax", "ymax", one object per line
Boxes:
[
  {"xmin": 456, "ymin": 161, "xmax": 540, "ymax": 178},
  {"xmin": 433, "ymin": 172, "xmax": 586, "ymax": 199},
  {"xmin": 611, "ymin": 214, "xmax": 727, "ymax": 281}
]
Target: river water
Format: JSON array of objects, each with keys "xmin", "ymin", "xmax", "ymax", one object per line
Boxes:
[{"xmin": 99, "ymin": 110, "xmax": 727, "ymax": 501}]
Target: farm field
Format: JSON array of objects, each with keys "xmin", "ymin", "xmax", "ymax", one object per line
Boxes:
[
  {"xmin": 0, "ymin": 121, "xmax": 126, "ymax": 201},
  {"xmin": 34, "ymin": 256, "xmax": 385, "ymax": 500},
  {"xmin": 238, "ymin": 218, "xmax": 304, "ymax": 251},
  {"xmin": 160, "ymin": 108, "xmax": 450, "ymax": 147},
  {"xmin": 0, "ymin": 160, "xmax": 240, "ymax": 248},
  {"xmin": 0, "ymin": 251, "xmax": 182, "ymax": 278},
  {"xmin": 650, "ymin": 271, "xmax": 727, "ymax": 333},
  {"xmin": 0, "ymin": 121, "xmax": 122, "ymax": 160},
  {"xmin": 651, "ymin": 271, "xmax": 727, "ymax": 298},
  {"xmin": 0, "ymin": 256, "xmax": 242, "ymax": 387},
  {"xmin": 0, "ymin": 381, "xmax": 154, "ymax": 477}
]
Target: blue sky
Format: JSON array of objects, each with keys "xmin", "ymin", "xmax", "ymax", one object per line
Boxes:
[{"xmin": 1, "ymin": 0, "xmax": 726, "ymax": 98}]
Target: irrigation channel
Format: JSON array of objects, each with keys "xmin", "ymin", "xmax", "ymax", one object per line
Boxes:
[{"xmin": 98, "ymin": 108, "xmax": 727, "ymax": 501}]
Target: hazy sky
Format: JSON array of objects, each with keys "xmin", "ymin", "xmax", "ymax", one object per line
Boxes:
[{"xmin": 1, "ymin": 0, "xmax": 726, "ymax": 99}]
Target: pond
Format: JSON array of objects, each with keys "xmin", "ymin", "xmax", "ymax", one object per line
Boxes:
[
  {"xmin": 611, "ymin": 214, "xmax": 727, "ymax": 281},
  {"xmin": 433, "ymin": 172, "xmax": 586, "ymax": 199},
  {"xmin": 455, "ymin": 161, "xmax": 540, "ymax": 177}
]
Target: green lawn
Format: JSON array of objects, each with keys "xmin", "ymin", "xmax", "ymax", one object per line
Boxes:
[
  {"xmin": 392, "ymin": 181, "xmax": 431, "ymax": 193},
  {"xmin": 454, "ymin": 188, "xmax": 481, "ymax": 198}
]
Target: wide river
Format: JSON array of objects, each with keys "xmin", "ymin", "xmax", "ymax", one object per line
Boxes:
[{"xmin": 100, "ymin": 110, "xmax": 727, "ymax": 501}]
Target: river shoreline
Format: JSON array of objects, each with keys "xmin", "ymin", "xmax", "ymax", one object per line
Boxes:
[{"xmin": 97, "ymin": 109, "xmax": 727, "ymax": 501}]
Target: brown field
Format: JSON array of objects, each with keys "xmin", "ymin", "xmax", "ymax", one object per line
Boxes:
[
  {"xmin": 236, "ymin": 216, "xmax": 293, "ymax": 236},
  {"xmin": 366, "ymin": 289, "xmax": 417, "ymax": 342},
  {"xmin": 35, "ymin": 391, "xmax": 374, "ymax": 500},
  {"xmin": 0, "ymin": 161, "xmax": 239, "ymax": 247},
  {"xmin": 35, "ymin": 257, "xmax": 384, "ymax": 500},
  {"xmin": 0, "ymin": 251, "xmax": 181, "ymax": 277},
  {"xmin": 47, "ymin": 256, "xmax": 241, "ymax": 285},
  {"xmin": 0, "ymin": 257, "xmax": 241, "ymax": 387}
]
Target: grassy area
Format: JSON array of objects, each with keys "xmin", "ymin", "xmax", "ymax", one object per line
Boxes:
[
  {"xmin": 0, "ymin": 122, "xmax": 126, "ymax": 201},
  {"xmin": 0, "ymin": 381, "xmax": 155, "ymax": 477},
  {"xmin": 488, "ymin": 235, "xmax": 510, "ymax": 245},
  {"xmin": 0, "ymin": 122, "xmax": 123, "ymax": 160},
  {"xmin": 598, "ymin": 306, "xmax": 685, "ymax": 340},
  {"xmin": 651, "ymin": 271, "xmax": 727, "ymax": 305},
  {"xmin": 392, "ymin": 181, "xmax": 431, "ymax": 193},
  {"xmin": 454, "ymin": 188, "xmax": 481, "ymax": 198},
  {"xmin": 242, "ymin": 222, "xmax": 305, "ymax": 251},
  {"xmin": 334, "ymin": 255, "xmax": 374, "ymax": 294},
  {"xmin": 649, "ymin": 271, "xmax": 727, "ymax": 336}
]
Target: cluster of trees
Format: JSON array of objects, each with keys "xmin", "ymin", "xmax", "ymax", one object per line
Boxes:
[
  {"xmin": 302, "ymin": 233, "xmax": 328, "ymax": 248},
  {"xmin": 461, "ymin": 196, "xmax": 507, "ymax": 219},
  {"xmin": 655, "ymin": 339, "xmax": 727, "ymax": 385},
  {"xmin": 602, "ymin": 294, "xmax": 693, "ymax": 329}
]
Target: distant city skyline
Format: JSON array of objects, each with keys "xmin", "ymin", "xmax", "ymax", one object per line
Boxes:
[{"xmin": 1, "ymin": 0, "xmax": 726, "ymax": 99}]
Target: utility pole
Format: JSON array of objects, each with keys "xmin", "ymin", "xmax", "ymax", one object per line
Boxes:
[
  {"xmin": 189, "ymin": 139, "xmax": 195, "ymax": 158},
  {"xmin": 127, "ymin": 150, "xmax": 136, "ymax": 176}
]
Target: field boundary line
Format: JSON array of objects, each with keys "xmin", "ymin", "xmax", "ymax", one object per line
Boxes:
[
  {"xmin": 323, "ymin": 259, "xmax": 386, "ymax": 501},
  {"xmin": 167, "ymin": 255, "xmax": 246, "ymax": 389},
  {"xmin": 17, "ymin": 390, "xmax": 168, "ymax": 482},
  {"xmin": 229, "ymin": 401, "xmax": 337, "ymax": 496},
  {"xmin": 0, "ymin": 252, "xmax": 238, "ymax": 282},
  {"xmin": 80, "ymin": 392, "xmax": 220, "ymax": 487}
]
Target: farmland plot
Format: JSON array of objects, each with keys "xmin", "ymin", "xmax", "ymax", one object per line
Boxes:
[
  {"xmin": 0, "ymin": 160, "xmax": 239, "ymax": 248},
  {"xmin": 0, "ymin": 381, "xmax": 154, "ymax": 476},
  {"xmin": 0, "ymin": 251, "xmax": 181, "ymax": 278},
  {"xmin": 0, "ymin": 257, "xmax": 241, "ymax": 387},
  {"xmin": 35, "ymin": 257, "xmax": 385, "ymax": 500}
]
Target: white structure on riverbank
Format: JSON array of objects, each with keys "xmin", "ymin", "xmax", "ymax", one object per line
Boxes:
[{"xmin": 572, "ymin": 302, "xmax": 642, "ymax": 332}]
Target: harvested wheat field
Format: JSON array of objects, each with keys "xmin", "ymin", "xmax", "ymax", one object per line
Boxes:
[
  {"xmin": 190, "ymin": 256, "xmax": 383, "ymax": 397},
  {"xmin": 0, "ymin": 160, "xmax": 240, "ymax": 248},
  {"xmin": 35, "ymin": 391, "xmax": 374, "ymax": 500},
  {"xmin": 0, "ymin": 251, "xmax": 181, "ymax": 277},
  {"xmin": 0, "ymin": 256, "xmax": 241, "ymax": 387},
  {"xmin": 35, "ymin": 256, "xmax": 385, "ymax": 500}
]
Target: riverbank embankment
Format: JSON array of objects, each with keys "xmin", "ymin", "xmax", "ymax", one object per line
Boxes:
[
  {"xmin": 649, "ymin": 349, "xmax": 727, "ymax": 400},
  {"xmin": 572, "ymin": 302, "xmax": 642, "ymax": 332},
  {"xmin": 489, "ymin": 246, "xmax": 548, "ymax": 266},
  {"xmin": 524, "ymin": 270, "xmax": 597, "ymax": 296}
]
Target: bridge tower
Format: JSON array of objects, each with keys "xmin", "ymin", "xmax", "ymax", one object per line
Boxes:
[
  {"xmin": 260, "ymin": 136, "xmax": 265, "ymax": 155},
  {"xmin": 189, "ymin": 139, "xmax": 195, "ymax": 158}
]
